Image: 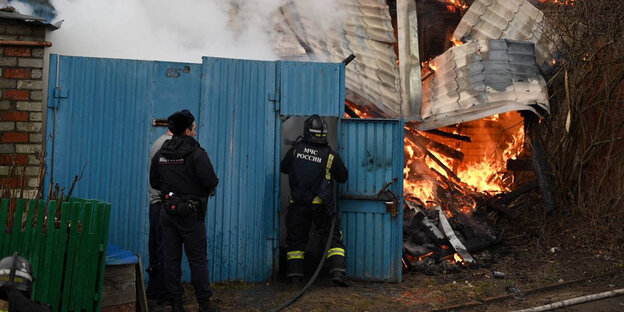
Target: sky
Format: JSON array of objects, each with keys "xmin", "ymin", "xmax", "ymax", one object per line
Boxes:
[{"xmin": 6, "ymin": 0, "xmax": 344, "ymax": 63}]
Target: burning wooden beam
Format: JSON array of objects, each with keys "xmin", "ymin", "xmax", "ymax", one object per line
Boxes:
[{"xmin": 425, "ymin": 129, "xmax": 472, "ymax": 142}]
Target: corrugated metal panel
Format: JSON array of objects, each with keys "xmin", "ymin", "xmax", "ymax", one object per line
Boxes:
[
  {"xmin": 199, "ymin": 57, "xmax": 277, "ymax": 282},
  {"xmin": 275, "ymin": 0, "xmax": 402, "ymax": 118},
  {"xmin": 338, "ymin": 119, "xmax": 403, "ymax": 282},
  {"xmin": 47, "ymin": 55, "xmax": 154, "ymax": 255},
  {"xmin": 339, "ymin": 119, "xmax": 403, "ymax": 197},
  {"xmin": 340, "ymin": 200, "xmax": 401, "ymax": 281},
  {"xmin": 279, "ymin": 61, "xmax": 345, "ymax": 117},
  {"xmin": 453, "ymin": 0, "xmax": 562, "ymax": 74},
  {"xmin": 419, "ymin": 39, "xmax": 549, "ymax": 131},
  {"xmin": 46, "ymin": 55, "xmax": 203, "ymax": 281}
]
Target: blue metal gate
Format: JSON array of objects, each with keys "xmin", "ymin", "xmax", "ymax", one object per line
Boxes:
[
  {"xmin": 47, "ymin": 54, "xmax": 403, "ymax": 283},
  {"xmin": 338, "ymin": 119, "xmax": 404, "ymax": 282},
  {"xmin": 46, "ymin": 55, "xmax": 202, "ymax": 280}
]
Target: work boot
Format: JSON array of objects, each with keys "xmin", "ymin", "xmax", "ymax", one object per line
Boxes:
[
  {"xmin": 197, "ymin": 297, "xmax": 221, "ymax": 312},
  {"xmin": 330, "ymin": 270, "xmax": 349, "ymax": 287},
  {"xmin": 170, "ymin": 300, "xmax": 188, "ymax": 312},
  {"xmin": 286, "ymin": 258, "xmax": 304, "ymax": 283}
]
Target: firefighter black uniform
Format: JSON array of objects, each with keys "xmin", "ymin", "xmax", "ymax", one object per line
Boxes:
[
  {"xmin": 149, "ymin": 110, "xmax": 219, "ymax": 312},
  {"xmin": 280, "ymin": 115, "xmax": 349, "ymax": 286}
]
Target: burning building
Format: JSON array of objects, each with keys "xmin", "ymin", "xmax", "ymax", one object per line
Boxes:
[{"xmin": 270, "ymin": 0, "xmax": 562, "ymax": 268}]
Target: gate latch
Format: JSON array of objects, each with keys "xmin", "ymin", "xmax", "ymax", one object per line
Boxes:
[{"xmin": 377, "ymin": 177, "xmax": 399, "ymax": 217}]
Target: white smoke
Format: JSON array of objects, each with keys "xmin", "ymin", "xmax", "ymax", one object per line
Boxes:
[
  {"xmin": 42, "ymin": 0, "xmax": 291, "ymax": 62},
  {"xmin": 6, "ymin": 0, "xmax": 347, "ymax": 63}
]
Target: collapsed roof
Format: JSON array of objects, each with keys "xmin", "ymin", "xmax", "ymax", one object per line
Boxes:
[
  {"xmin": 272, "ymin": 0, "xmax": 403, "ymax": 118},
  {"xmin": 419, "ymin": 39, "xmax": 549, "ymax": 131},
  {"xmin": 271, "ymin": 0, "xmax": 556, "ymax": 129},
  {"xmin": 453, "ymin": 0, "xmax": 562, "ymax": 74}
]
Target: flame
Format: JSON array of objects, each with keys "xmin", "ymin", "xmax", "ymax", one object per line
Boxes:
[
  {"xmin": 404, "ymin": 112, "xmax": 526, "ymax": 209},
  {"xmin": 345, "ymin": 101, "xmax": 375, "ymax": 118},
  {"xmin": 444, "ymin": 0, "xmax": 469, "ymax": 13},
  {"xmin": 539, "ymin": 0, "xmax": 575, "ymax": 5},
  {"xmin": 453, "ymin": 253, "xmax": 463, "ymax": 262},
  {"xmin": 450, "ymin": 37, "xmax": 463, "ymax": 47}
]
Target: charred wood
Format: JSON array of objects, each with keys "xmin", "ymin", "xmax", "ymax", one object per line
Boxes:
[
  {"xmin": 407, "ymin": 135, "xmax": 462, "ymax": 183},
  {"xmin": 507, "ymin": 159, "xmax": 533, "ymax": 171},
  {"xmin": 425, "ymin": 129, "xmax": 472, "ymax": 142},
  {"xmin": 524, "ymin": 113, "xmax": 556, "ymax": 214},
  {"xmin": 486, "ymin": 200, "xmax": 521, "ymax": 220},
  {"xmin": 406, "ymin": 129, "xmax": 464, "ymax": 161},
  {"xmin": 344, "ymin": 105, "xmax": 360, "ymax": 118}
]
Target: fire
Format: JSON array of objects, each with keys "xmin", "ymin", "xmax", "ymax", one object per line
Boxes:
[
  {"xmin": 345, "ymin": 101, "xmax": 375, "ymax": 118},
  {"xmin": 539, "ymin": 0, "xmax": 575, "ymax": 5},
  {"xmin": 444, "ymin": 0, "xmax": 469, "ymax": 13},
  {"xmin": 404, "ymin": 112, "xmax": 526, "ymax": 210},
  {"xmin": 450, "ymin": 37, "xmax": 463, "ymax": 47}
]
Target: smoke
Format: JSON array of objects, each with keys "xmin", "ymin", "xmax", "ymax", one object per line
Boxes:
[
  {"xmin": 5, "ymin": 0, "xmax": 348, "ymax": 63},
  {"xmin": 39, "ymin": 0, "xmax": 288, "ymax": 62}
]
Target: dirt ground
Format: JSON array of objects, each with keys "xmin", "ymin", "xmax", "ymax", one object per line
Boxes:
[
  {"xmin": 165, "ymin": 234, "xmax": 622, "ymax": 311},
  {"xmin": 165, "ymin": 207, "xmax": 624, "ymax": 312}
]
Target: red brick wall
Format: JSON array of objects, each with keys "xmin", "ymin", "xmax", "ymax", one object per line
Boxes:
[{"xmin": 0, "ymin": 19, "xmax": 46, "ymax": 198}]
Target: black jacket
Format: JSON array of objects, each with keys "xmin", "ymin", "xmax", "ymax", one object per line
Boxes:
[
  {"xmin": 0, "ymin": 288, "xmax": 50, "ymax": 312},
  {"xmin": 281, "ymin": 141, "xmax": 348, "ymax": 205},
  {"xmin": 149, "ymin": 135, "xmax": 218, "ymax": 201}
]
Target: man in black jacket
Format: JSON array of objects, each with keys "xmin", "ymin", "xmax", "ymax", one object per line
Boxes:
[
  {"xmin": 280, "ymin": 115, "xmax": 349, "ymax": 286},
  {"xmin": 150, "ymin": 110, "xmax": 219, "ymax": 312}
]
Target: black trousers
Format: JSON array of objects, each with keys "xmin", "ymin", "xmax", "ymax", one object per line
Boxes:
[
  {"xmin": 146, "ymin": 202, "xmax": 166, "ymax": 298},
  {"xmin": 160, "ymin": 209, "xmax": 212, "ymax": 300},
  {"xmin": 286, "ymin": 204, "xmax": 345, "ymax": 274}
]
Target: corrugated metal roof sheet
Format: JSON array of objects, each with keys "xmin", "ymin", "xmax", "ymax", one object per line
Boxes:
[
  {"xmin": 419, "ymin": 39, "xmax": 549, "ymax": 130},
  {"xmin": 453, "ymin": 0, "xmax": 561, "ymax": 73},
  {"xmin": 274, "ymin": 0, "xmax": 403, "ymax": 118}
]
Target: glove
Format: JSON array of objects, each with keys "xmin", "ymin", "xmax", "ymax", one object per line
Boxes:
[{"xmin": 317, "ymin": 180, "xmax": 336, "ymax": 216}]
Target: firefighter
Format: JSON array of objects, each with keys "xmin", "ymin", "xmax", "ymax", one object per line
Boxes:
[
  {"xmin": 280, "ymin": 114, "xmax": 349, "ymax": 286},
  {"xmin": 150, "ymin": 110, "xmax": 220, "ymax": 312},
  {"xmin": 0, "ymin": 252, "xmax": 50, "ymax": 312}
]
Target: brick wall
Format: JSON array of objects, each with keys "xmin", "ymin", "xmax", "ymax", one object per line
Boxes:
[
  {"xmin": 0, "ymin": 19, "xmax": 47, "ymax": 198},
  {"xmin": 426, "ymin": 112, "xmax": 526, "ymax": 167}
]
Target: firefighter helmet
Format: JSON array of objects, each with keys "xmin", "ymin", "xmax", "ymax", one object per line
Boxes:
[
  {"xmin": 0, "ymin": 252, "xmax": 34, "ymax": 296},
  {"xmin": 303, "ymin": 114, "xmax": 328, "ymax": 144}
]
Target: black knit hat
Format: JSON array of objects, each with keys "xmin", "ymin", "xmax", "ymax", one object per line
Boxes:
[{"xmin": 167, "ymin": 109, "xmax": 195, "ymax": 135}]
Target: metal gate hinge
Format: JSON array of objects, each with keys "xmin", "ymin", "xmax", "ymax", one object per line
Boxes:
[
  {"xmin": 54, "ymin": 87, "xmax": 68, "ymax": 98},
  {"xmin": 268, "ymin": 91, "xmax": 280, "ymax": 111}
]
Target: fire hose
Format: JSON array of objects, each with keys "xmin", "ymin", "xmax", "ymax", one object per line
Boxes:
[
  {"xmin": 271, "ymin": 214, "xmax": 338, "ymax": 312},
  {"xmin": 272, "ymin": 53, "xmax": 356, "ymax": 312}
]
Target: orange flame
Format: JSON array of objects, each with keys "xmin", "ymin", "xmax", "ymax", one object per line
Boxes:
[
  {"xmin": 451, "ymin": 37, "xmax": 463, "ymax": 47},
  {"xmin": 444, "ymin": 0, "xmax": 469, "ymax": 13},
  {"xmin": 539, "ymin": 0, "xmax": 575, "ymax": 5},
  {"xmin": 404, "ymin": 112, "xmax": 526, "ymax": 210}
]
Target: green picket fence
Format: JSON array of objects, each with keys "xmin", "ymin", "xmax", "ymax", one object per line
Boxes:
[{"xmin": 0, "ymin": 198, "xmax": 111, "ymax": 311}]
